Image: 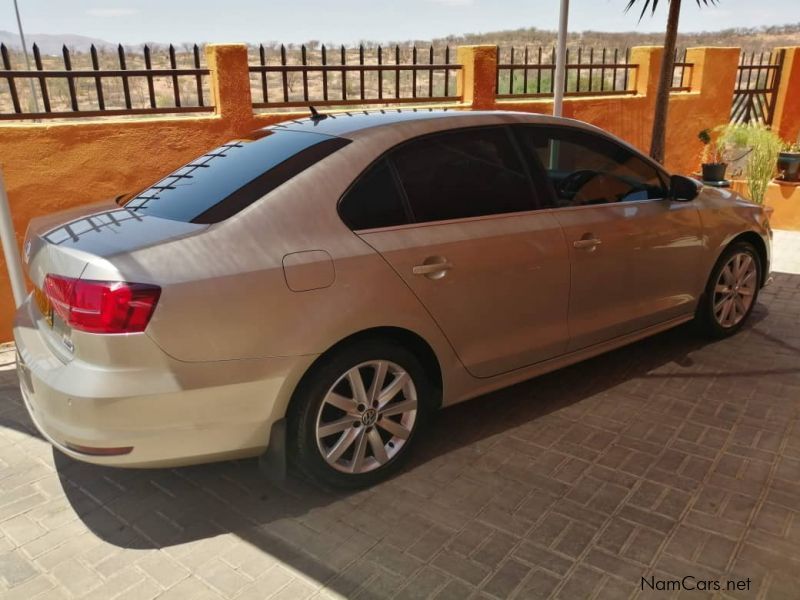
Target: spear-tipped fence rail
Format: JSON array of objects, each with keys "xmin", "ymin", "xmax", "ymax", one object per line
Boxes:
[
  {"xmin": 670, "ymin": 48, "xmax": 694, "ymax": 92},
  {"xmin": 249, "ymin": 44, "xmax": 462, "ymax": 109},
  {"xmin": 0, "ymin": 43, "xmax": 212, "ymax": 120},
  {"xmin": 496, "ymin": 46, "xmax": 638, "ymax": 98}
]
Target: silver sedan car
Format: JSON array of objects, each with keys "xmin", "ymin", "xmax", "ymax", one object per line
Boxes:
[{"xmin": 14, "ymin": 110, "xmax": 771, "ymax": 487}]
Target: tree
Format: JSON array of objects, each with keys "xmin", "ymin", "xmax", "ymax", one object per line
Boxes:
[{"xmin": 625, "ymin": 0, "xmax": 717, "ymax": 164}]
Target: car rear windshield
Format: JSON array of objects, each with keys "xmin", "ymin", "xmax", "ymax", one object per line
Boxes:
[{"xmin": 123, "ymin": 129, "xmax": 350, "ymax": 224}]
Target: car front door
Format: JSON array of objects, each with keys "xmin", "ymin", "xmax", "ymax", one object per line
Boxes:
[
  {"xmin": 341, "ymin": 127, "xmax": 570, "ymax": 378},
  {"xmin": 514, "ymin": 125, "xmax": 704, "ymax": 352}
]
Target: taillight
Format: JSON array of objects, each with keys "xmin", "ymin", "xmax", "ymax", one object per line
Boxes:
[{"xmin": 43, "ymin": 275, "xmax": 160, "ymax": 334}]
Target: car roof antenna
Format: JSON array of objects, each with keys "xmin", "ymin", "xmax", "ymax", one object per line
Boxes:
[{"xmin": 309, "ymin": 106, "xmax": 327, "ymax": 123}]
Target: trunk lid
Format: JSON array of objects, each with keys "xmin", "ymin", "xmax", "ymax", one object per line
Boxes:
[
  {"xmin": 23, "ymin": 201, "xmax": 207, "ymax": 361},
  {"xmin": 24, "ymin": 201, "xmax": 207, "ymax": 288}
]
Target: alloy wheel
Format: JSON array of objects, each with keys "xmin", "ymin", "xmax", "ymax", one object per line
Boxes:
[
  {"xmin": 713, "ymin": 251, "xmax": 757, "ymax": 328},
  {"xmin": 315, "ymin": 360, "xmax": 417, "ymax": 474}
]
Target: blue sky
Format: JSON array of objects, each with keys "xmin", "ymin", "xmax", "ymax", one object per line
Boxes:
[{"xmin": 1, "ymin": 0, "xmax": 795, "ymax": 45}]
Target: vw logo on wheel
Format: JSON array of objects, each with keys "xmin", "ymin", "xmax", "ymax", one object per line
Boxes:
[{"xmin": 361, "ymin": 408, "xmax": 378, "ymax": 427}]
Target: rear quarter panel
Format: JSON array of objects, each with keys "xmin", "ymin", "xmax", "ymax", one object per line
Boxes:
[{"xmin": 121, "ymin": 139, "xmax": 463, "ymax": 389}]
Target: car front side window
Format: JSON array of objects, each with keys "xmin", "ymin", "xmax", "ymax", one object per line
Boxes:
[{"xmin": 516, "ymin": 126, "xmax": 668, "ymax": 208}]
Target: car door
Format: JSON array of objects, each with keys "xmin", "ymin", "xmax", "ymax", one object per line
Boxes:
[
  {"xmin": 342, "ymin": 126, "xmax": 571, "ymax": 378},
  {"xmin": 514, "ymin": 125, "xmax": 704, "ymax": 352}
]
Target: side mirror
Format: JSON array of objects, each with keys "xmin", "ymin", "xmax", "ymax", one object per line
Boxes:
[{"xmin": 669, "ymin": 174, "xmax": 700, "ymax": 202}]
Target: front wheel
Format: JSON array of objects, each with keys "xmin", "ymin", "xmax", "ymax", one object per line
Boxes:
[
  {"xmin": 696, "ymin": 241, "xmax": 762, "ymax": 338},
  {"xmin": 289, "ymin": 340, "xmax": 433, "ymax": 488}
]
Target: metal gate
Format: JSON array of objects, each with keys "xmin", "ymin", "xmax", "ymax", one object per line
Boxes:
[{"xmin": 731, "ymin": 49, "xmax": 785, "ymax": 126}]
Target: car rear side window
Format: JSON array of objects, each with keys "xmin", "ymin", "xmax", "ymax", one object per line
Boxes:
[
  {"xmin": 123, "ymin": 129, "xmax": 350, "ymax": 224},
  {"xmin": 390, "ymin": 127, "xmax": 537, "ymax": 223},
  {"xmin": 339, "ymin": 159, "xmax": 410, "ymax": 230}
]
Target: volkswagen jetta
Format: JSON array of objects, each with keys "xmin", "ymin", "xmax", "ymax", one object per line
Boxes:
[{"xmin": 14, "ymin": 110, "xmax": 771, "ymax": 487}]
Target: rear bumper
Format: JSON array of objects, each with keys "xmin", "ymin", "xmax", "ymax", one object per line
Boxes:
[{"xmin": 13, "ymin": 295, "xmax": 316, "ymax": 468}]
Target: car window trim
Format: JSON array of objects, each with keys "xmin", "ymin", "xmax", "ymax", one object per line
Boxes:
[{"xmin": 352, "ymin": 204, "xmax": 560, "ymax": 234}]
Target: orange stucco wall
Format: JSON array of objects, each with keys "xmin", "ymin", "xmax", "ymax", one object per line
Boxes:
[
  {"xmin": 773, "ymin": 47, "xmax": 800, "ymax": 145},
  {"xmin": 1, "ymin": 43, "xmax": 797, "ymax": 341},
  {"xmin": 732, "ymin": 180, "xmax": 800, "ymax": 230}
]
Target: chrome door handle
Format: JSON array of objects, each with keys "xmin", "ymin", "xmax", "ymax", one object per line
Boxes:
[
  {"xmin": 573, "ymin": 238, "xmax": 602, "ymax": 250},
  {"xmin": 412, "ymin": 259, "xmax": 453, "ymax": 277}
]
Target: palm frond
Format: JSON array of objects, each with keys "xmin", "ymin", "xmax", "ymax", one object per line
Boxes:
[{"xmin": 625, "ymin": 0, "xmax": 719, "ymax": 23}]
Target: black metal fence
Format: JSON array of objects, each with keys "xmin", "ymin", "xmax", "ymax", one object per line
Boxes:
[
  {"xmin": 496, "ymin": 46, "xmax": 638, "ymax": 98},
  {"xmin": 0, "ymin": 43, "xmax": 212, "ymax": 120},
  {"xmin": 249, "ymin": 44, "xmax": 462, "ymax": 109},
  {"xmin": 731, "ymin": 49, "xmax": 785, "ymax": 125},
  {"xmin": 671, "ymin": 49, "xmax": 694, "ymax": 92}
]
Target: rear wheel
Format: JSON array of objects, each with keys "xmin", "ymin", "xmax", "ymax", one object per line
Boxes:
[
  {"xmin": 697, "ymin": 241, "xmax": 761, "ymax": 338},
  {"xmin": 289, "ymin": 340, "xmax": 433, "ymax": 488}
]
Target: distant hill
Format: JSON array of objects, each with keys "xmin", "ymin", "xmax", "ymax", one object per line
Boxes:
[
  {"xmin": 422, "ymin": 24, "xmax": 800, "ymax": 54},
  {"xmin": 0, "ymin": 30, "xmax": 112, "ymax": 54},
  {"xmin": 1, "ymin": 23, "xmax": 799, "ymax": 56}
]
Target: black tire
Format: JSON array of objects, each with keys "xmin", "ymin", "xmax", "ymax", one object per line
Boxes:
[
  {"xmin": 696, "ymin": 241, "xmax": 762, "ymax": 339},
  {"xmin": 288, "ymin": 339, "xmax": 434, "ymax": 489}
]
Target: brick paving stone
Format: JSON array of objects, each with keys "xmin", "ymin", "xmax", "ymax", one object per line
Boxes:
[
  {"xmin": 0, "ymin": 549, "xmax": 39, "ymax": 586},
  {"xmin": 431, "ymin": 578, "xmax": 476, "ymax": 600},
  {"xmin": 393, "ymin": 566, "xmax": 450, "ymax": 600},
  {"xmin": 1, "ymin": 232, "xmax": 800, "ymax": 599},
  {"xmin": 480, "ymin": 557, "xmax": 529, "ymax": 598}
]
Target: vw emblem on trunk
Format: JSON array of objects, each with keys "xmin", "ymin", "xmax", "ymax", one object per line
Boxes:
[{"xmin": 23, "ymin": 240, "xmax": 31, "ymax": 263}]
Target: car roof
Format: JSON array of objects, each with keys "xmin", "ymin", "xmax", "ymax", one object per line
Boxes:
[
  {"xmin": 266, "ymin": 109, "xmax": 576, "ymax": 139},
  {"xmin": 260, "ymin": 109, "xmax": 669, "ymax": 178}
]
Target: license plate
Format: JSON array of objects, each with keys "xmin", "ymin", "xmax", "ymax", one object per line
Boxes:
[{"xmin": 33, "ymin": 287, "xmax": 54, "ymax": 328}]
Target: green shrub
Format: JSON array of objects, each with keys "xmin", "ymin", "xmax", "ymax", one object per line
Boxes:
[{"xmin": 742, "ymin": 124, "xmax": 782, "ymax": 204}]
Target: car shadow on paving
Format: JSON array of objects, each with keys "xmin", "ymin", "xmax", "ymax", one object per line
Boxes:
[{"xmin": 1, "ymin": 273, "xmax": 799, "ymax": 599}]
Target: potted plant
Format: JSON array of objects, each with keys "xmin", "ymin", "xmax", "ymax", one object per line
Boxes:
[
  {"xmin": 744, "ymin": 124, "xmax": 783, "ymax": 204},
  {"xmin": 698, "ymin": 128, "xmax": 727, "ymax": 182},
  {"xmin": 777, "ymin": 139, "xmax": 800, "ymax": 183}
]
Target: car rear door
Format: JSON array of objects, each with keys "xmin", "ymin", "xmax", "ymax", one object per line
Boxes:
[
  {"xmin": 514, "ymin": 124, "xmax": 704, "ymax": 351},
  {"xmin": 342, "ymin": 126, "xmax": 570, "ymax": 378}
]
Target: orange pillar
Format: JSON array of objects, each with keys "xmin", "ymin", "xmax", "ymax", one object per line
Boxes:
[
  {"xmin": 456, "ymin": 45, "xmax": 497, "ymax": 110},
  {"xmin": 663, "ymin": 47, "xmax": 740, "ymax": 174},
  {"xmin": 685, "ymin": 47, "xmax": 740, "ymax": 112},
  {"xmin": 629, "ymin": 46, "xmax": 663, "ymax": 102},
  {"xmin": 771, "ymin": 47, "xmax": 800, "ymax": 145},
  {"xmin": 205, "ymin": 44, "xmax": 254, "ymax": 126}
]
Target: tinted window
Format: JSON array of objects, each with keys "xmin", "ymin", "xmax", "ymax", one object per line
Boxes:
[
  {"xmin": 123, "ymin": 130, "xmax": 349, "ymax": 223},
  {"xmin": 516, "ymin": 126, "xmax": 667, "ymax": 207},
  {"xmin": 339, "ymin": 159, "xmax": 409, "ymax": 230},
  {"xmin": 391, "ymin": 127, "xmax": 535, "ymax": 223}
]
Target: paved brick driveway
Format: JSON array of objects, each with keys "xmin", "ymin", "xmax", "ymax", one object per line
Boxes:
[{"xmin": 1, "ymin": 233, "xmax": 799, "ymax": 600}]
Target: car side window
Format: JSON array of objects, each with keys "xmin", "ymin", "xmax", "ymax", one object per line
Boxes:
[
  {"xmin": 516, "ymin": 126, "xmax": 667, "ymax": 207},
  {"xmin": 339, "ymin": 159, "xmax": 410, "ymax": 230},
  {"xmin": 390, "ymin": 127, "xmax": 537, "ymax": 223}
]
